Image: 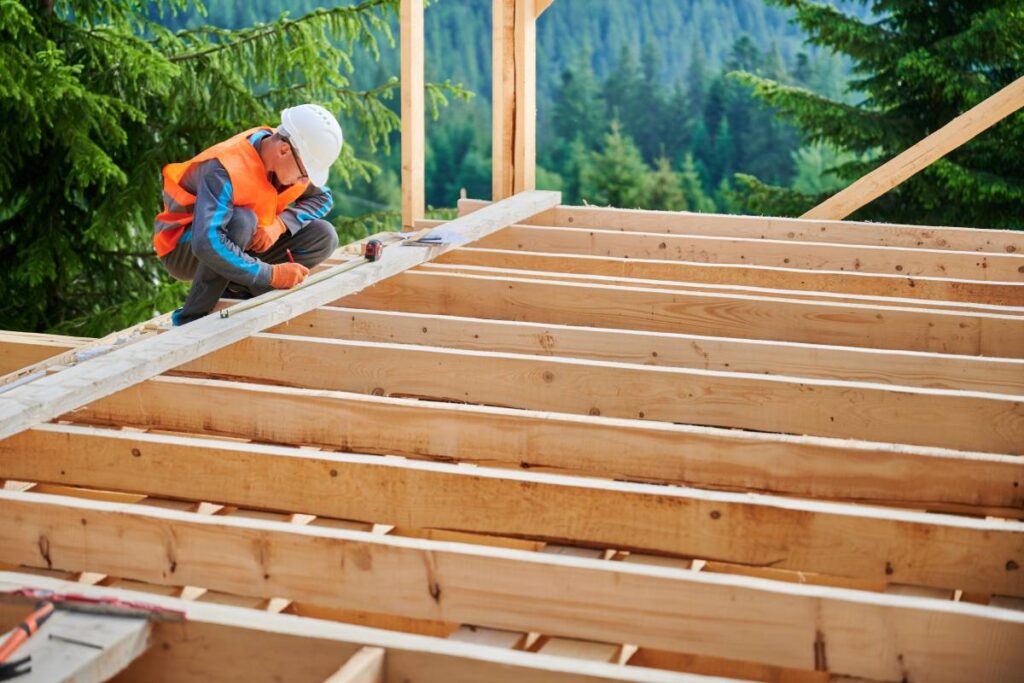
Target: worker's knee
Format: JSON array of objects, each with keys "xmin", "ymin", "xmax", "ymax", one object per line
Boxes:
[
  {"xmin": 225, "ymin": 208, "xmax": 258, "ymax": 249},
  {"xmin": 302, "ymin": 219, "xmax": 339, "ymax": 262}
]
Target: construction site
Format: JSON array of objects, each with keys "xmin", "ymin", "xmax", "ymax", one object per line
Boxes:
[{"xmin": 0, "ymin": 0, "xmax": 1022, "ymax": 681}]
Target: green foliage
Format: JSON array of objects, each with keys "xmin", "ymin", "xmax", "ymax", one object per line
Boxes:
[
  {"xmin": 0, "ymin": 0, "xmax": 467, "ymax": 334},
  {"xmin": 734, "ymin": 0, "xmax": 1024, "ymax": 228},
  {"xmin": 646, "ymin": 157, "xmax": 688, "ymax": 212},
  {"xmin": 580, "ymin": 122, "xmax": 651, "ymax": 208},
  {"xmin": 680, "ymin": 154, "xmax": 716, "ymax": 213},
  {"xmin": 790, "ymin": 142, "xmax": 856, "ymax": 195}
]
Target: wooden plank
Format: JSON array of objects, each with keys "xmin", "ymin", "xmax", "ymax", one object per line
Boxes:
[
  {"xmin": 1, "ymin": 492, "xmax": 1022, "ymax": 683},
  {"xmin": 492, "ymin": 0, "xmax": 515, "ymax": 200},
  {"xmin": 431, "ymin": 244, "xmax": 1024, "ymax": 307},
  {"xmin": 69, "ymin": 377, "xmax": 1024, "ymax": 518},
  {"xmin": 180, "ymin": 334, "xmax": 1023, "ymax": 453},
  {"xmin": 0, "ymin": 191, "xmax": 560, "ymax": 442},
  {"xmin": 400, "ymin": 0, "xmax": 424, "ymax": 228},
  {"xmin": 274, "ymin": 307, "xmax": 1024, "ymax": 395},
  {"xmin": 9, "ymin": 610, "xmax": 151, "ymax": 683},
  {"xmin": 418, "ymin": 261, "xmax": 1022, "ymax": 315},
  {"xmin": 324, "ymin": 646, "xmax": 384, "ymax": 683},
  {"xmin": 628, "ymin": 648, "xmax": 826, "ymax": 683},
  {"xmin": 0, "ymin": 332, "xmax": 89, "ymax": 375},
  {"xmin": 803, "ymin": 75, "xmax": 1024, "ymax": 220},
  {"xmin": 470, "ymin": 224, "xmax": 1024, "ymax": 281},
  {"xmin": 493, "ymin": 0, "xmax": 536, "ymax": 199},
  {"xmin": 339, "ymin": 271, "xmax": 1024, "ymax": 357},
  {"xmin": 514, "ymin": 0, "xmax": 536, "ymax": 193},
  {"xmin": 0, "ymin": 574, "xmax": 690, "ymax": 683},
  {"xmin": 5, "ymin": 425, "xmax": 1021, "ymax": 593},
  {"xmin": 456, "ymin": 198, "xmax": 1024, "ymax": 254}
]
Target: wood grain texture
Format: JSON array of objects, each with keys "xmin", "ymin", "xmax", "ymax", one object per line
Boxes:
[
  {"xmin": 400, "ymin": 0, "xmax": 425, "ymax": 227},
  {"xmin": 417, "ymin": 261, "xmax": 1022, "ymax": 315},
  {"xmin": 179, "ymin": 334, "xmax": 1023, "ymax": 453},
  {"xmin": 429, "ymin": 242, "xmax": 1024, "ymax": 306},
  {"xmin": 471, "ymin": 224, "xmax": 1024, "ymax": 281},
  {"xmin": 339, "ymin": 271, "xmax": 1024, "ymax": 357},
  {"xmin": 4, "ymin": 424, "xmax": 1020, "ymax": 592},
  {"xmin": 1, "ymin": 493, "xmax": 1022, "ymax": 683},
  {"xmin": 274, "ymin": 307, "xmax": 1024, "ymax": 394},
  {"xmin": 457, "ymin": 198, "xmax": 1024, "ymax": 254},
  {"xmin": 70, "ymin": 376, "xmax": 1024, "ymax": 517}
]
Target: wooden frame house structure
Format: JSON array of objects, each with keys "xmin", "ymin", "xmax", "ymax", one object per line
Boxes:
[{"xmin": 0, "ymin": 1, "xmax": 1022, "ymax": 681}]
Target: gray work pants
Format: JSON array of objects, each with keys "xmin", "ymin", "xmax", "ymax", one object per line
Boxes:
[{"xmin": 161, "ymin": 208, "xmax": 339, "ymax": 325}]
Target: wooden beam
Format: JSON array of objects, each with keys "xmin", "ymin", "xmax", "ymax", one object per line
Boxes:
[
  {"xmin": 400, "ymin": 0, "xmax": 424, "ymax": 227},
  {"xmin": 456, "ymin": 198, "xmax": 1024, "ymax": 254},
  {"xmin": 418, "ymin": 261, "xmax": 1021, "ymax": 315},
  {"xmin": 274, "ymin": 307, "xmax": 1024, "ymax": 394},
  {"xmin": 70, "ymin": 376, "xmax": 1024, "ymax": 518},
  {"xmin": 0, "ymin": 332, "xmax": 89, "ymax": 375},
  {"xmin": 492, "ymin": 0, "xmax": 536, "ymax": 199},
  {"xmin": 514, "ymin": 0, "xmax": 536, "ymax": 194},
  {"xmin": 180, "ymin": 334, "xmax": 1023, "ymax": 453},
  {"xmin": 4, "ymin": 425, "xmax": 1021, "ymax": 592},
  {"xmin": 0, "ymin": 573, "xmax": 682, "ymax": 683},
  {"xmin": 340, "ymin": 271, "xmax": 1024, "ymax": 357},
  {"xmin": 469, "ymin": 224, "xmax": 1024, "ymax": 280},
  {"xmin": 803, "ymin": 75, "xmax": 1024, "ymax": 220},
  {"xmin": 0, "ymin": 191, "xmax": 560, "ymax": 443},
  {"xmin": 6, "ymin": 609, "xmax": 151, "ymax": 683},
  {"xmin": 1, "ymin": 492, "xmax": 1021, "ymax": 682},
  {"xmin": 430, "ymin": 244, "xmax": 1024, "ymax": 307},
  {"xmin": 324, "ymin": 647, "xmax": 384, "ymax": 683},
  {"xmin": 7, "ymin": 314, "xmax": 1014, "ymax": 398}
]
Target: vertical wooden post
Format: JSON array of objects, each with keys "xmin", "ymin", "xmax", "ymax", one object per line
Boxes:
[
  {"xmin": 493, "ymin": 0, "xmax": 536, "ymax": 201},
  {"xmin": 401, "ymin": 0, "xmax": 425, "ymax": 228}
]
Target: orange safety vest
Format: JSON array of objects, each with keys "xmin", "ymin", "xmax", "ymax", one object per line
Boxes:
[{"xmin": 153, "ymin": 127, "xmax": 309, "ymax": 256}]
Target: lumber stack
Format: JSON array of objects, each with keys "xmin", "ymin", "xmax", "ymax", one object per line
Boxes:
[{"xmin": 0, "ymin": 198, "xmax": 1021, "ymax": 682}]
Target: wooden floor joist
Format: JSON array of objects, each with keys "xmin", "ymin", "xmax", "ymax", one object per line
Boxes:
[
  {"xmin": 339, "ymin": 271, "xmax": 1024, "ymax": 356},
  {"xmin": 273, "ymin": 307, "xmax": 1024, "ymax": 394},
  {"xmin": 468, "ymin": 223, "xmax": 1024, "ymax": 283},
  {"xmin": 179, "ymin": 333, "xmax": 1023, "ymax": 453},
  {"xmin": 417, "ymin": 261, "xmax": 1024, "ymax": 315},
  {"xmin": 1, "ymin": 491, "xmax": 1022, "ymax": 683},
  {"xmin": 432, "ymin": 244, "xmax": 1024, "ymax": 306},
  {"xmin": 468, "ymin": 223, "xmax": 1024, "ymax": 280},
  {"xmin": 56, "ymin": 375, "xmax": 1024, "ymax": 518},
  {"xmin": 3, "ymin": 425, "xmax": 1021, "ymax": 594},
  {"xmin": 456, "ymin": 198, "xmax": 1024, "ymax": 254}
]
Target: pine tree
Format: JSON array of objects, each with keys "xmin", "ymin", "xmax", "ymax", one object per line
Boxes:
[
  {"xmin": 680, "ymin": 153, "xmax": 716, "ymax": 213},
  {"xmin": 0, "ymin": 0, "xmax": 466, "ymax": 334},
  {"xmin": 647, "ymin": 157, "xmax": 687, "ymax": 211},
  {"xmin": 733, "ymin": 0, "xmax": 1024, "ymax": 228},
  {"xmin": 581, "ymin": 121, "xmax": 651, "ymax": 208}
]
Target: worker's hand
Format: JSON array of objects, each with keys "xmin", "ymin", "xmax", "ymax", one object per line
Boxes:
[
  {"xmin": 270, "ymin": 262, "xmax": 310, "ymax": 289},
  {"xmin": 248, "ymin": 219, "xmax": 288, "ymax": 254}
]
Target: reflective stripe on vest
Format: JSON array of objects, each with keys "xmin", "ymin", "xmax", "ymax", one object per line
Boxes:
[{"xmin": 154, "ymin": 127, "xmax": 309, "ymax": 256}]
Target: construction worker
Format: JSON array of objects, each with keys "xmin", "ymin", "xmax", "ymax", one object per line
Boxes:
[{"xmin": 153, "ymin": 104, "xmax": 343, "ymax": 325}]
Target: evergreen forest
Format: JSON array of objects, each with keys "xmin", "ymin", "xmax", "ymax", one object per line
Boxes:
[{"xmin": 1, "ymin": 0, "xmax": 1020, "ymax": 336}]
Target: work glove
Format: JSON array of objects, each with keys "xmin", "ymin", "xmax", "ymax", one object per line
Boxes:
[
  {"xmin": 248, "ymin": 218, "xmax": 288, "ymax": 254},
  {"xmin": 270, "ymin": 262, "xmax": 310, "ymax": 289}
]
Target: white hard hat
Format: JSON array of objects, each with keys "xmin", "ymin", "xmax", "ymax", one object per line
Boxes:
[{"xmin": 279, "ymin": 104, "xmax": 343, "ymax": 187}]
